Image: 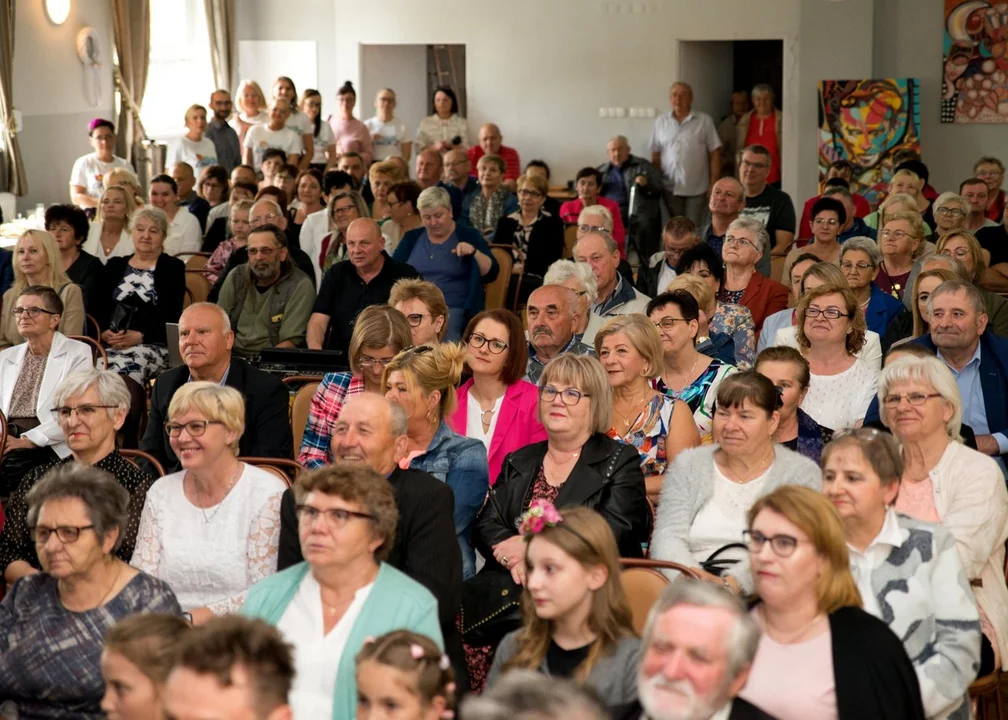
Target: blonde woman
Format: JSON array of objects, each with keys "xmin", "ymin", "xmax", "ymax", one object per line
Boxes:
[
  {"xmin": 368, "ymin": 159, "xmax": 407, "ymax": 228},
  {"xmin": 364, "ymin": 88, "xmax": 411, "ymax": 162},
  {"xmin": 82, "ymin": 185, "xmax": 136, "ymax": 264},
  {"xmin": 103, "ymin": 167, "xmax": 145, "ymax": 208},
  {"xmin": 169, "ymin": 104, "xmax": 218, "ymax": 172},
  {"xmin": 0, "ymin": 230, "xmax": 85, "ymax": 349},
  {"xmin": 229, "ymin": 79, "xmax": 269, "ymax": 146}
]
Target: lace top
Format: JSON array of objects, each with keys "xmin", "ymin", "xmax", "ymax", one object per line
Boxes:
[
  {"xmin": 131, "ymin": 464, "xmax": 285, "ymax": 614},
  {"xmin": 8, "ymin": 351, "xmax": 47, "ymax": 419}
]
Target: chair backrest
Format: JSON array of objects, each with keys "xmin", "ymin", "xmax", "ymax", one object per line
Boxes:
[
  {"xmin": 119, "ymin": 448, "xmax": 167, "ymax": 478},
  {"xmin": 485, "ymin": 245, "xmax": 514, "ymax": 310},
  {"xmin": 85, "ymin": 313, "xmax": 101, "ymax": 341},
  {"xmin": 183, "ymin": 286, "xmax": 196, "ymax": 309},
  {"xmin": 238, "ymin": 457, "xmax": 304, "ymax": 488},
  {"xmin": 185, "ymin": 270, "xmax": 210, "ymax": 305},
  {"xmin": 290, "ymin": 382, "xmax": 320, "ymax": 454},
  {"xmin": 620, "ymin": 567, "xmax": 668, "ymax": 636},
  {"xmin": 174, "ymin": 251, "xmax": 211, "ymax": 264},
  {"xmin": 257, "ymin": 464, "xmax": 293, "ymax": 487},
  {"xmin": 184, "ymin": 253, "xmax": 211, "ymax": 272},
  {"xmin": 69, "ymin": 335, "xmax": 109, "ymax": 370},
  {"xmin": 0, "ymin": 407, "xmax": 7, "ymax": 457},
  {"xmin": 563, "ymin": 224, "xmax": 579, "ymax": 259}
]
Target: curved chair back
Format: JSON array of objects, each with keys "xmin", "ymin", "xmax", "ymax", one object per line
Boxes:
[
  {"xmin": 485, "ymin": 244, "xmax": 514, "ymax": 310},
  {"xmin": 0, "ymin": 407, "xmax": 7, "ymax": 458},
  {"xmin": 619, "ymin": 559, "xmax": 702, "ymax": 636},
  {"xmin": 182, "ymin": 253, "xmax": 211, "ymax": 272},
  {"xmin": 119, "ymin": 448, "xmax": 167, "ymax": 478},
  {"xmin": 69, "ymin": 335, "xmax": 109, "ymax": 370},
  {"xmin": 563, "ymin": 224, "xmax": 578, "ymax": 259},
  {"xmin": 85, "ymin": 313, "xmax": 102, "ymax": 341},
  {"xmin": 289, "ymin": 381, "xmax": 320, "ymax": 455},
  {"xmin": 185, "ymin": 270, "xmax": 210, "ymax": 305},
  {"xmin": 238, "ymin": 457, "xmax": 305, "ymax": 488}
]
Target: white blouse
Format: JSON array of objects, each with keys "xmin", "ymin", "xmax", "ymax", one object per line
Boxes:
[
  {"xmin": 800, "ymin": 358, "xmax": 878, "ymax": 432},
  {"xmin": 131, "ymin": 464, "xmax": 285, "ymax": 613},
  {"xmin": 689, "ymin": 462, "xmax": 772, "ymax": 565},
  {"xmin": 82, "ymin": 222, "xmax": 134, "ymax": 264},
  {"xmin": 466, "ymin": 392, "xmax": 503, "ymax": 451}
]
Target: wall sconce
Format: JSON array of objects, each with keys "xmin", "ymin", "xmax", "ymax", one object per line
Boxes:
[{"xmin": 45, "ymin": 0, "xmax": 71, "ymax": 26}]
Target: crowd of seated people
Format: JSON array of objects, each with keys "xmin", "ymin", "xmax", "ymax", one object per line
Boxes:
[{"xmin": 1, "ymin": 70, "xmax": 1007, "ymax": 718}]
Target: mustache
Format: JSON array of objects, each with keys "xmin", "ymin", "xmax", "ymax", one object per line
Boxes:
[{"xmin": 532, "ymin": 327, "xmax": 553, "ymax": 337}]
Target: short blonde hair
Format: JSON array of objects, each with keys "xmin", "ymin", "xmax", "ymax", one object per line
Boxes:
[
  {"xmin": 882, "ymin": 210, "xmax": 926, "ymax": 242},
  {"xmin": 517, "ymin": 173, "xmax": 549, "ymax": 197},
  {"xmin": 388, "ymin": 279, "xmax": 450, "ymax": 340},
  {"xmin": 878, "ymin": 355, "xmax": 963, "ymax": 442},
  {"xmin": 96, "ymin": 184, "xmax": 137, "ymax": 225},
  {"xmin": 936, "ymin": 230, "xmax": 986, "ymax": 284},
  {"xmin": 665, "ymin": 273, "xmax": 714, "ymax": 316},
  {"xmin": 184, "ymin": 104, "xmax": 207, "ymax": 126},
  {"xmin": 382, "ymin": 343, "xmax": 468, "ymax": 422},
  {"xmin": 348, "ymin": 305, "xmax": 413, "ymax": 376},
  {"xmin": 234, "ymin": 79, "xmax": 267, "ymax": 114},
  {"xmin": 538, "ymin": 354, "xmax": 612, "ymax": 434},
  {"xmin": 368, "ymin": 159, "xmax": 406, "ymax": 185},
  {"xmin": 167, "ymin": 382, "xmax": 245, "ymax": 454},
  {"xmin": 794, "ymin": 283, "xmax": 867, "ymax": 356},
  {"xmin": 889, "ymin": 169, "xmax": 920, "ymax": 191},
  {"xmin": 593, "ymin": 315, "xmax": 664, "ymax": 379}
]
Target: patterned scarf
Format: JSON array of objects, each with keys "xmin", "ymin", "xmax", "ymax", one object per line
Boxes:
[
  {"xmin": 469, "ymin": 187, "xmax": 508, "ymax": 235},
  {"xmin": 320, "ymin": 230, "xmax": 348, "ymax": 272}
]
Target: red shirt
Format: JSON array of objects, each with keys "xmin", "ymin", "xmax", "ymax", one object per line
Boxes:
[
  {"xmin": 559, "ymin": 196, "xmax": 627, "ymax": 258},
  {"xmin": 467, "ymin": 144, "xmax": 522, "ymax": 181},
  {"xmin": 745, "ymin": 111, "xmax": 781, "ymax": 184},
  {"xmin": 798, "ymin": 193, "xmax": 872, "ymax": 239},
  {"xmin": 986, "ymin": 189, "xmax": 1005, "ymax": 224}
]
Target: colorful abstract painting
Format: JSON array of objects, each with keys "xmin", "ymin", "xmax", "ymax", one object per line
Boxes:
[
  {"xmin": 943, "ymin": 2, "xmax": 1008, "ymax": 123},
  {"xmin": 818, "ymin": 79, "xmax": 921, "ymax": 207}
]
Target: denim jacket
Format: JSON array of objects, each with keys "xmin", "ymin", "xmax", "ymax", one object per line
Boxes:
[{"xmin": 409, "ymin": 421, "xmax": 490, "ymax": 580}]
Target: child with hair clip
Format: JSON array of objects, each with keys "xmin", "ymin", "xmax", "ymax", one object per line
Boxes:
[
  {"xmin": 486, "ymin": 502, "xmax": 641, "ymax": 710},
  {"xmin": 356, "ymin": 630, "xmax": 456, "ymax": 720}
]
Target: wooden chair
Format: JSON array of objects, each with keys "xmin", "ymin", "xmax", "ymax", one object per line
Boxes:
[
  {"xmin": 485, "ymin": 245, "xmax": 514, "ymax": 310},
  {"xmin": 284, "ymin": 379, "xmax": 322, "ymax": 455},
  {"xmin": 185, "ymin": 270, "xmax": 210, "ymax": 305},
  {"xmin": 183, "ymin": 253, "xmax": 211, "ymax": 272},
  {"xmin": 0, "ymin": 407, "xmax": 7, "ymax": 458},
  {"xmin": 563, "ymin": 224, "xmax": 578, "ymax": 259},
  {"xmin": 69, "ymin": 335, "xmax": 109, "ymax": 369},
  {"xmin": 239, "ymin": 457, "xmax": 305, "ymax": 488},
  {"xmin": 85, "ymin": 313, "xmax": 101, "ymax": 341},
  {"xmin": 619, "ymin": 559, "xmax": 703, "ymax": 635},
  {"xmin": 173, "ymin": 251, "xmax": 211, "ymax": 266},
  {"xmin": 183, "ymin": 287, "xmax": 196, "ymax": 309},
  {"xmin": 119, "ymin": 448, "xmax": 167, "ymax": 478},
  {"xmin": 969, "ymin": 670, "xmax": 1003, "ymax": 719}
]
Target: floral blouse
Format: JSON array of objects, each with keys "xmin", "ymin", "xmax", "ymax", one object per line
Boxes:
[
  {"xmin": 607, "ymin": 394, "xmax": 677, "ymax": 476},
  {"xmin": 654, "ymin": 358, "xmax": 737, "ymax": 444},
  {"xmin": 711, "ymin": 301, "xmax": 756, "ymax": 369}
]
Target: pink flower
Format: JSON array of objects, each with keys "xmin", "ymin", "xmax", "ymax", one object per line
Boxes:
[{"xmin": 518, "ymin": 500, "xmax": 564, "ymax": 535}]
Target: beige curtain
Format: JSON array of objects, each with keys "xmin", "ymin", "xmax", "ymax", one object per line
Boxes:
[
  {"xmin": 111, "ymin": 0, "xmax": 150, "ymax": 164},
  {"xmin": 0, "ymin": 0, "xmax": 27, "ymax": 195},
  {"xmin": 204, "ymin": 0, "xmax": 236, "ymax": 93}
]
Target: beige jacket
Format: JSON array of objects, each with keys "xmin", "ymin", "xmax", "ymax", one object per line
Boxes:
[{"xmin": 0, "ymin": 283, "xmax": 85, "ymax": 351}]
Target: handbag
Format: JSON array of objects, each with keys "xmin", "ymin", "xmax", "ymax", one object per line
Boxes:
[
  {"xmin": 460, "ymin": 567, "xmax": 522, "ymax": 646},
  {"xmin": 700, "ymin": 542, "xmax": 748, "ymax": 577},
  {"xmin": 108, "ymin": 298, "xmax": 137, "ymax": 333}
]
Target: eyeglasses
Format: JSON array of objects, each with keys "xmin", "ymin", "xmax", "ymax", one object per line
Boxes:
[
  {"xmin": 882, "ymin": 392, "xmax": 942, "ymax": 407},
  {"xmin": 976, "ymin": 169, "xmax": 1003, "ymax": 178},
  {"xmin": 468, "ymin": 333, "xmax": 508, "ymax": 354},
  {"xmin": 12, "ymin": 307, "xmax": 56, "ymax": 318},
  {"xmin": 879, "ymin": 229, "xmax": 914, "ymax": 240},
  {"xmin": 805, "ymin": 307, "xmax": 849, "ymax": 320},
  {"xmin": 358, "ymin": 354, "xmax": 394, "ymax": 369},
  {"xmin": 743, "ymin": 530, "xmax": 801, "ymax": 558},
  {"xmin": 404, "ymin": 313, "xmax": 430, "ymax": 327},
  {"xmin": 941, "ymin": 248, "xmax": 971, "ymax": 259},
  {"xmin": 250, "ymin": 212, "xmax": 282, "ymax": 228},
  {"xmin": 517, "ymin": 189, "xmax": 543, "ymax": 198},
  {"xmin": 164, "ymin": 420, "xmax": 224, "ymax": 438},
  {"xmin": 653, "ymin": 317, "xmax": 690, "ymax": 331},
  {"xmin": 247, "ymin": 246, "xmax": 279, "ymax": 257},
  {"xmin": 813, "ymin": 218, "xmax": 839, "ymax": 227},
  {"xmin": 577, "ymin": 223, "xmax": 608, "ymax": 234},
  {"xmin": 332, "ymin": 204, "xmax": 357, "ymax": 216},
  {"xmin": 51, "ymin": 404, "xmax": 118, "ymax": 421},
  {"xmin": 295, "ymin": 504, "xmax": 374, "ymax": 528},
  {"xmin": 740, "ymin": 159, "xmax": 769, "ymax": 169},
  {"xmin": 724, "ymin": 234, "xmax": 757, "ymax": 250},
  {"xmin": 539, "ymin": 385, "xmax": 589, "ymax": 405},
  {"xmin": 31, "ymin": 525, "xmax": 95, "ymax": 545},
  {"xmin": 840, "ymin": 261, "xmax": 873, "ymax": 272},
  {"xmin": 935, "ymin": 207, "xmax": 966, "ymax": 218}
]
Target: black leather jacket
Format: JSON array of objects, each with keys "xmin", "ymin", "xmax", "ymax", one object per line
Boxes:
[{"xmin": 474, "ymin": 433, "xmax": 649, "ymax": 563}]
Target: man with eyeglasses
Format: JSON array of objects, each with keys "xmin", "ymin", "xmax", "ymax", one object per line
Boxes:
[
  {"xmin": 443, "ymin": 148, "xmax": 478, "ymax": 199},
  {"xmin": 306, "ymin": 219, "xmax": 419, "ymax": 355},
  {"xmin": 973, "ymin": 156, "xmax": 1006, "ymax": 223},
  {"xmin": 524, "ymin": 285, "xmax": 595, "ymax": 383},
  {"xmin": 574, "ymin": 232, "xmax": 650, "ymax": 342},
  {"xmin": 737, "ymin": 145, "xmax": 795, "ymax": 277},
  {"xmin": 217, "ymin": 224, "xmax": 316, "ymax": 355},
  {"xmin": 599, "ymin": 135, "xmax": 665, "ymax": 259},
  {"xmin": 636, "ymin": 216, "xmax": 699, "ymax": 299}
]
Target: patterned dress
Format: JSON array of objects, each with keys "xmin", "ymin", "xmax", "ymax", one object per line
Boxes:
[
  {"xmin": 106, "ymin": 267, "xmax": 169, "ymax": 383},
  {"xmin": 711, "ymin": 301, "xmax": 756, "ymax": 369},
  {"xmin": 654, "ymin": 358, "xmax": 737, "ymax": 444},
  {"xmin": 607, "ymin": 394, "xmax": 677, "ymax": 476}
]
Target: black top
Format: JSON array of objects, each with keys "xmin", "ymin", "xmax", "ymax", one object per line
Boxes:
[
  {"xmin": 98, "ymin": 253, "xmax": 186, "ymax": 345},
  {"xmin": 182, "ymin": 196, "xmax": 211, "ymax": 233},
  {"xmin": 139, "ymin": 357, "xmax": 293, "ymax": 472},
  {"xmin": 202, "ymin": 216, "xmax": 227, "ymax": 254},
  {"xmin": 740, "ymin": 186, "xmax": 796, "ymax": 248},
  {"xmin": 312, "ymin": 253, "xmax": 420, "ymax": 353},
  {"xmin": 613, "ymin": 697, "xmax": 775, "ymax": 720},
  {"xmin": 976, "ymin": 223, "xmax": 1008, "ymax": 267},
  {"xmin": 493, "ymin": 212, "xmax": 565, "ymax": 278},
  {"xmin": 546, "ymin": 640, "xmax": 591, "ymax": 678},
  {"xmin": 65, "ymin": 250, "xmax": 103, "ymax": 314}
]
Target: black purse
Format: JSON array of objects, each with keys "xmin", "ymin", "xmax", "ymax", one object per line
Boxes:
[
  {"xmin": 460, "ymin": 567, "xmax": 522, "ymax": 646},
  {"xmin": 700, "ymin": 542, "xmax": 748, "ymax": 577},
  {"xmin": 108, "ymin": 298, "xmax": 137, "ymax": 333}
]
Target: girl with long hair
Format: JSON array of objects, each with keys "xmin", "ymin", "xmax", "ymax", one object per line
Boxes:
[{"xmin": 298, "ymin": 89, "xmax": 336, "ymax": 172}]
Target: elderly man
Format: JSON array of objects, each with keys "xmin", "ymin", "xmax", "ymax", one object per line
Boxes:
[
  {"xmin": 306, "ymin": 218, "xmax": 419, "ymax": 356},
  {"xmin": 649, "ymin": 82, "xmax": 722, "ymax": 227},
  {"xmin": 148, "ymin": 173, "xmax": 202, "ymax": 256},
  {"xmin": 140, "ymin": 302, "xmax": 292, "ymax": 473},
  {"xmin": 444, "ymin": 148, "xmax": 478, "ymax": 198},
  {"xmin": 599, "ymin": 135, "xmax": 665, "ymax": 259},
  {"xmin": 798, "ymin": 161, "xmax": 871, "ymax": 239},
  {"xmin": 737, "ymin": 144, "xmax": 796, "ymax": 277},
  {"xmin": 525, "ymin": 284, "xmax": 595, "ymax": 383},
  {"xmin": 974, "ymin": 155, "xmax": 1006, "ymax": 222},
  {"xmin": 701, "ymin": 176, "xmax": 746, "ymax": 258},
  {"xmin": 217, "ymin": 223, "xmax": 315, "ymax": 354},
  {"xmin": 959, "ymin": 177, "xmax": 1008, "ymax": 291},
  {"xmin": 613, "ymin": 579, "xmax": 767, "ymax": 720},
  {"xmin": 415, "ymin": 148, "xmax": 462, "ymax": 219},
  {"xmin": 575, "ymin": 231, "xmax": 650, "ymax": 331},
  {"xmin": 205, "ymin": 89, "xmax": 241, "ymax": 173},
  {"xmin": 170, "ymin": 161, "xmax": 210, "ymax": 232},
  {"xmin": 636, "ymin": 217, "xmax": 699, "ymax": 298},
  {"xmin": 718, "ymin": 91, "xmax": 751, "ymax": 179},
  {"xmin": 467, "ymin": 123, "xmax": 521, "ymax": 188}
]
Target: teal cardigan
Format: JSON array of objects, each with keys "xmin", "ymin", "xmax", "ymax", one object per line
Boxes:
[{"xmin": 241, "ymin": 562, "xmax": 443, "ymax": 720}]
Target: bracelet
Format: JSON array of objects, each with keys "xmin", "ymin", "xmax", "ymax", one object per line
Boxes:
[{"xmin": 183, "ymin": 611, "xmax": 193, "ymax": 624}]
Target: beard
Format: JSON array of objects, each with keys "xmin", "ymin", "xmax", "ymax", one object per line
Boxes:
[{"xmin": 637, "ymin": 674, "xmax": 727, "ymax": 720}]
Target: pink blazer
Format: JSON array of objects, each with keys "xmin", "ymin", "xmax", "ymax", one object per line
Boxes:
[{"xmin": 449, "ymin": 379, "xmax": 547, "ymax": 485}]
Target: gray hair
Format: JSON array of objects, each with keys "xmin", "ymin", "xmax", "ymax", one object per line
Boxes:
[
  {"xmin": 642, "ymin": 578, "xmax": 761, "ymax": 681},
  {"xmin": 573, "ymin": 230, "xmax": 619, "ymax": 257},
  {"xmin": 182, "ymin": 302, "xmax": 233, "ymax": 334},
  {"xmin": 385, "ymin": 397, "xmax": 407, "ymax": 437},
  {"xmin": 926, "ymin": 279, "xmax": 986, "ymax": 317},
  {"xmin": 460, "ymin": 670, "xmax": 608, "ymax": 720},
  {"xmin": 608, "ymin": 135, "xmax": 629, "ymax": 146},
  {"xmin": 26, "ymin": 464, "xmax": 131, "ymax": 553},
  {"xmin": 130, "ymin": 206, "xmax": 169, "ymax": 237},
  {"xmin": 416, "ymin": 186, "xmax": 453, "ymax": 214},
  {"xmin": 822, "ymin": 185, "xmax": 854, "ymax": 203},
  {"xmin": 52, "ymin": 369, "xmax": 131, "ymax": 420},
  {"xmin": 922, "ymin": 254, "xmax": 969, "ymax": 279},
  {"xmin": 840, "ymin": 236, "xmax": 882, "ymax": 268},
  {"xmin": 726, "ymin": 216, "xmax": 770, "ymax": 255},
  {"xmin": 250, "ymin": 198, "xmax": 282, "ymax": 218},
  {"xmin": 751, "ymin": 83, "xmax": 775, "ymax": 100},
  {"xmin": 878, "ymin": 355, "xmax": 963, "ymax": 441},
  {"xmin": 933, "ymin": 191, "xmax": 971, "ymax": 215},
  {"xmin": 544, "ymin": 259, "xmax": 599, "ymax": 305},
  {"xmin": 577, "ymin": 204, "xmax": 613, "ymax": 231}
]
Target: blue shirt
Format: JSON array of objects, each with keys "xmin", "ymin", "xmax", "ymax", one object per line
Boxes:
[
  {"xmin": 938, "ymin": 343, "xmax": 1008, "ymax": 472},
  {"xmin": 406, "ymin": 231, "xmax": 469, "ymax": 307}
]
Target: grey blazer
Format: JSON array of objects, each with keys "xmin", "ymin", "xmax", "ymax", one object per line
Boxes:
[
  {"xmin": 487, "ymin": 631, "xmax": 641, "ymax": 708},
  {"xmin": 650, "ymin": 444, "xmax": 822, "ymax": 592}
]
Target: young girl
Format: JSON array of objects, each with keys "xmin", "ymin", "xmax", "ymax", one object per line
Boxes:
[
  {"xmin": 299, "ymin": 89, "xmax": 337, "ymax": 173},
  {"xmin": 356, "ymin": 631, "xmax": 455, "ymax": 720},
  {"xmin": 487, "ymin": 503, "xmax": 640, "ymax": 709}
]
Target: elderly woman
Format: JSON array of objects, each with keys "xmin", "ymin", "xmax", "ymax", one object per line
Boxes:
[
  {"xmin": 383, "ymin": 180, "xmax": 424, "ymax": 251},
  {"xmin": 878, "ymin": 355, "xmax": 1008, "ymax": 674},
  {"xmin": 0, "ymin": 230, "xmax": 86, "ymax": 349},
  {"xmin": 754, "ymin": 346, "xmax": 832, "ymax": 464},
  {"xmin": 647, "ymin": 290, "xmax": 737, "ymax": 445},
  {"xmin": 69, "ymin": 117, "xmax": 134, "ymax": 210},
  {"xmin": 81, "ymin": 185, "xmax": 136, "ymax": 265},
  {"xmin": 104, "ymin": 167, "xmax": 146, "ymax": 209},
  {"xmin": 0, "ymin": 465, "xmax": 180, "ymax": 717},
  {"xmin": 876, "ymin": 211, "xmax": 925, "ymax": 301},
  {"xmin": 0, "ymin": 286, "xmax": 93, "ymax": 493},
  {"xmin": 300, "ymin": 305, "xmax": 413, "ymax": 467},
  {"xmin": 242, "ymin": 464, "xmax": 442, "ymax": 718},
  {"xmin": 793, "ymin": 282, "xmax": 878, "ymax": 431},
  {"xmin": 449, "ymin": 309, "xmax": 546, "ymax": 485},
  {"xmin": 367, "ymin": 159, "xmax": 405, "ymax": 224},
  {"xmin": 543, "ymin": 259, "xmax": 599, "ymax": 342},
  {"xmin": 393, "ymin": 186, "xmax": 499, "ymax": 342},
  {"xmin": 466, "ymin": 155, "xmax": 519, "ymax": 239},
  {"xmin": 388, "ymin": 278, "xmax": 449, "ymax": 347},
  {"xmin": 384, "ymin": 343, "xmax": 489, "ymax": 579},
  {"xmin": 717, "ymin": 217, "xmax": 788, "ymax": 333},
  {"xmin": 821, "ymin": 429, "xmax": 982, "ymax": 719},
  {"xmin": 596, "ymin": 314, "xmax": 699, "ymax": 501},
  {"xmin": 650, "ymin": 372, "xmax": 821, "ymax": 594},
  {"xmin": 203, "ymin": 199, "xmax": 252, "ymax": 286},
  {"xmin": 737, "ymin": 85, "xmax": 782, "ymax": 185},
  {"xmin": 840, "ymin": 235, "xmax": 906, "ymax": 336},
  {"xmin": 495, "ymin": 172, "xmax": 565, "ymax": 306},
  {"xmin": 932, "ymin": 191, "xmax": 970, "ymax": 240},
  {"xmin": 781, "ymin": 196, "xmax": 845, "ymax": 291},
  {"xmin": 415, "ymin": 86, "xmax": 468, "ymax": 153},
  {"xmin": 299, "ymin": 89, "xmax": 337, "ymax": 172},
  {"xmin": 169, "ymin": 104, "xmax": 218, "ymax": 171},
  {"xmin": 97, "ymin": 207, "xmax": 185, "ymax": 384},
  {"xmin": 739, "ymin": 486, "xmax": 925, "ymax": 719},
  {"xmin": 866, "ymin": 172, "xmax": 932, "ymax": 229},
  {"xmin": 131, "ymin": 382, "xmax": 286, "ymax": 623},
  {"xmin": 45, "ymin": 204, "xmax": 102, "ymax": 313},
  {"xmin": 0, "ymin": 369, "xmax": 154, "ymax": 584}
]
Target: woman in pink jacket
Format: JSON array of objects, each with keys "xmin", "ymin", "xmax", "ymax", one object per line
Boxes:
[{"xmin": 449, "ymin": 309, "xmax": 546, "ymax": 484}]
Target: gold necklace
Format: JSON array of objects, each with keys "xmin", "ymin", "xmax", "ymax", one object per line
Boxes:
[
  {"xmin": 614, "ymin": 387, "xmax": 653, "ymax": 430},
  {"xmin": 189, "ymin": 462, "xmax": 243, "ymax": 523},
  {"xmin": 665, "ymin": 353, "xmax": 700, "ymax": 392}
]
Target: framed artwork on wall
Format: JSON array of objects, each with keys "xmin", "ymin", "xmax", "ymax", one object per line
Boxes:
[{"xmin": 943, "ymin": 1, "xmax": 1008, "ymax": 124}]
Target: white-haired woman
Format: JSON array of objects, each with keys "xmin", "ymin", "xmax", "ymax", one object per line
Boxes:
[
  {"xmin": 718, "ymin": 216, "xmax": 787, "ymax": 333},
  {"xmin": 82, "ymin": 185, "xmax": 136, "ymax": 265},
  {"xmin": 392, "ymin": 186, "xmax": 499, "ymax": 341},
  {"xmin": 879, "ymin": 354, "xmax": 1008, "ymax": 675},
  {"xmin": 932, "ymin": 192, "xmax": 970, "ymax": 240},
  {"xmin": 839, "ymin": 236, "xmax": 906, "ymax": 337},
  {"xmin": 544, "ymin": 259, "xmax": 599, "ymax": 342}
]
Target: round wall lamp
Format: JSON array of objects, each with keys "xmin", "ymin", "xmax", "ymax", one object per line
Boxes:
[{"xmin": 45, "ymin": 0, "xmax": 71, "ymax": 26}]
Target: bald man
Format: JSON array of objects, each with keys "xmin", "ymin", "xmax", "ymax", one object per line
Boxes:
[
  {"xmin": 599, "ymin": 134, "xmax": 666, "ymax": 258},
  {"xmin": 170, "ymin": 161, "xmax": 211, "ymax": 231},
  {"xmin": 467, "ymin": 122, "xmax": 521, "ymax": 190}
]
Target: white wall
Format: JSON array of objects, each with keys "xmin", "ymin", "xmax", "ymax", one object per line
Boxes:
[
  {"xmin": 360, "ymin": 45, "xmax": 429, "ymax": 144},
  {"xmin": 679, "ymin": 41, "xmax": 735, "ymax": 121}
]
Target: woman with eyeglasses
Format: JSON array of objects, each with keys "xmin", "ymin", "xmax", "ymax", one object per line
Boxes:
[
  {"xmin": 932, "ymin": 192, "xmax": 970, "ymax": 240},
  {"xmin": 738, "ymin": 485, "xmax": 925, "ymax": 720},
  {"xmin": 781, "ymin": 196, "xmax": 845, "ymax": 292},
  {"xmin": 387, "ymin": 278, "xmax": 449, "ymax": 348},
  {"xmin": 839, "ymin": 236, "xmax": 906, "ymax": 337},
  {"xmin": 132, "ymin": 382, "xmax": 286, "ymax": 625},
  {"xmin": 0, "ymin": 464, "xmax": 180, "ymax": 718},
  {"xmin": 717, "ymin": 217, "xmax": 788, "ymax": 334},
  {"xmin": 876, "ymin": 211, "xmax": 925, "ymax": 301},
  {"xmin": 449, "ymin": 309, "xmax": 546, "ymax": 486},
  {"xmin": 821, "ymin": 429, "xmax": 982, "ymax": 719},
  {"xmin": 313, "ymin": 189, "xmax": 370, "ymax": 281}
]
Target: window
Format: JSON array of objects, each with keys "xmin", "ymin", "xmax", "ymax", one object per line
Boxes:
[{"xmin": 141, "ymin": 0, "xmax": 215, "ymax": 142}]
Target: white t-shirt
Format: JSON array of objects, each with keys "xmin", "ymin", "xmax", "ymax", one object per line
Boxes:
[
  {"xmin": 690, "ymin": 462, "xmax": 772, "ymax": 565},
  {"xmin": 800, "ymin": 358, "xmax": 879, "ymax": 432},
  {"xmin": 170, "ymin": 136, "xmax": 219, "ymax": 172},
  {"xmin": 286, "ymin": 111, "xmax": 313, "ymax": 137},
  {"xmin": 81, "ymin": 221, "xmax": 134, "ymax": 264},
  {"xmin": 243, "ymin": 124, "xmax": 304, "ymax": 170},
  {"xmin": 364, "ymin": 116, "xmax": 408, "ymax": 161},
  {"xmin": 229, "ymin": 111, "xmax": 269, "ymax": 135},
  {"xmin": 163, "ymin": 207, "xmax": 203, "ymax": 257},
  {"xmin": 307, "ymin": 121, "xmax": 335, "ymax": 165},
  {"xmin": 69, "ymin": 153, "xmax": 133, "ymax": 200}
]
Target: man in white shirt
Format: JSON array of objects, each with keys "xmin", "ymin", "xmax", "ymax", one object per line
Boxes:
[
  {"xmin": 649, "ymin": 82, "xmax": 722, "ymax": 227},
  {"xmin": 242, "ymin": 98, "xmax": 303, "ymax": 170},
  {"xmin": 148, "ymin": 174, "xmax": 201, "ymax": 257}
]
